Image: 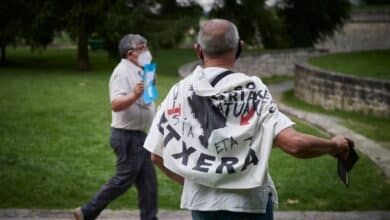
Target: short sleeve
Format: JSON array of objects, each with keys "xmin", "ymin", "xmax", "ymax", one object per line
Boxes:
[
  {"xmin": 144, "ymin": 106, "xmax": 165, "ymax": 156},
  {"xmin": 109, "ymin": 70, "xmax": 131, "ymax": 102},
  {"xmin": 143, "ymin": 85, "xmax": 175, "ymax": 156},
  {"xmin": 273, "ymin": 111, "xmax": 295, "ymax": 138},
  {"xmin": 255, "ymin": 80, "xmax": 295, "ymax": 138}
]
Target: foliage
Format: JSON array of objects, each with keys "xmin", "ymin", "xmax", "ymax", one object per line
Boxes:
[
  {"xmin": 0, "ymin": 0, "xmax": 201, "ymax": 68},
  {"xmin": 0, "ymin": 0, "xmax": 23, "ymax": 58},
  {"xmin": 277, "ymin": 0, "xmax": 351, "ymax": 47},
  {"xmin": 0, "ymin": 0, "xmax": 59, "ymax": 63},
  {"xmin": 1, "ymin": 0, "xmax": 352, "ymax": 66},
  {"xmin": 149, "ymin": 0, "xmax": 203, "ymax": 48},
  {"xmin": 53, "ymin": 0, "xmax": 114, "ymax": 70},
  {"xmin": 99, "ymin": 0, "xmax": 202, "ymax": 59},
  {"xmin": 208, "ymin": 0, "xmax": 351, "ymax": 48},
  {"xmin": 364, "ymin": 0, "xmax": 390, "ymax": 4},
  {"xmin": 210, "ymin": 0, "xmax": 288, "ymax": 48}
]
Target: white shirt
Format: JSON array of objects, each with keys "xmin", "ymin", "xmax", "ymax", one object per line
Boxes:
[{"xmin": 109, "ymin": 59, "xmax": 156, "ymax": 131}]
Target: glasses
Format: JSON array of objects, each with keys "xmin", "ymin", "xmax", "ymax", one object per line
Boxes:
[
  {"xmin": 132, "ymin": 45, "xmax": 148, "ymax": 52},
  {"xmin": 127, "ymin": 44, "xmax": 148, "ymax": 56}
]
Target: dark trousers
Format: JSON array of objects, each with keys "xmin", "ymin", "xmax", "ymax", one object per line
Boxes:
[
  {"xmin": 82, "ymin": 128, "xmax": 158, "ymax": 220},
  {"xmin": 191, "ymin": 196, "xmax": 273, "ymax": 220}
]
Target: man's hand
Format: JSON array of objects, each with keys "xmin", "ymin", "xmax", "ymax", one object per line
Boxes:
[
  {"xmin": 151, "ymin": 154, "xmax": 184, "ymax": 185},
  {"xmin": 134, "ymin": 82, "xmax": 145, "ymax": 97},
  {"xmin": 111, "ymin": 82, "xmax": 145, "ymax": 112},
  {"xmin": 275, "ymin": 127, "xmax": 355, "ymax": 159},
  {"xmin": 331, "ymin": 136, "xmax": 353, "ymax": 160}
]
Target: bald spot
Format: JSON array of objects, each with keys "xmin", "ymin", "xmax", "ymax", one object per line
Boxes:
[
  {"xmin": 200, "ymin": 19, "xmax": 237, "ymax": 57},
  {"xmin": 202, "ymin": 19, "xmax": 232, "ymax": 40}
]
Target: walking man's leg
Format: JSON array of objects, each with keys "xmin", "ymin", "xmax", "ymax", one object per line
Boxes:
[
  {"xmin": 79, "ymin": 130, "xmax": 141, "ymax": 220},
  {"xmin": 135, "ymin": 139, "xmax": 158, "ymax": 220}
]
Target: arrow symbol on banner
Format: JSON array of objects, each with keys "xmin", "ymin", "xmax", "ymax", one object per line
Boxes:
[{"xmin": 240, "ymin": 108, "xmax": 255, "ymax": 125}]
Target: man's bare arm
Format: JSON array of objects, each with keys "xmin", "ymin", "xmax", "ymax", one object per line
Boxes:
[
  {"xmin": 111, "ymin": 82, "xmax": 144, "ymax": 112},
  {"xmin": 151, "ymin": 153, "xmax": 184, "ymax": 185},
  {"xmin": 274, "ymin": 127, "xmax": 352, "ymax": 159}
]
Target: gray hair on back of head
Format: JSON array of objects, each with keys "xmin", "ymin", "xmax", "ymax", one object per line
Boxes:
[
  {"xmin": 197, "ymin": 19, "xmax": 239, "ymax": 56},
  {"xmin": 118, "ymin": 34, "xmax": 147, "ymax": 58}
]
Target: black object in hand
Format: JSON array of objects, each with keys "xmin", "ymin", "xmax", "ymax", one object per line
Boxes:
[{"xmin": 337, "ymin": 145, "xmax": 359, "ymax": 187}]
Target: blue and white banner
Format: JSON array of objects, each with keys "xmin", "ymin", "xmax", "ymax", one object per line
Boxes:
[{"xmin": 143, "ymin": 63, "xmax": 158, "ymax": 104}]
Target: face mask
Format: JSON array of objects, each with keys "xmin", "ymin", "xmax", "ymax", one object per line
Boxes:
[
  {"xmin": 236, "ymin": 40, "xmax": 242, "ymax": 59},
  {"xmin": 137, "ymin": 50, "xmax": 152, "ymax": 67}
]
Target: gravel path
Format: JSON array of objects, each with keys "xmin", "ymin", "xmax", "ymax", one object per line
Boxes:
[{"xmin": 0, "ymin": 209, "xmax": 389, "ymax": 220}]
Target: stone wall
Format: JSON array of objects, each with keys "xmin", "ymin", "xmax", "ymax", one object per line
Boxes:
[
  {"xmin": 235, "ymin": 48, "xmax": 327, "ymax": 77},
  {"xmin": 295, "ymin": 63, "xmax": 390, "ymax": 117},
  {"xmin": 178, "ymin": 48, "xmax": 327, "ymax": 78},
  {"xmin": 316, "ymin": 9, "xmax": 390, "ymax": 52}
]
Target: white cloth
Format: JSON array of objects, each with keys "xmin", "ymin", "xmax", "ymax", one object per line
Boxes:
[
  {"xmin": 144, "ymin": 67, "xmax": 294, "ymax": 213},
  {"xmin": 145, "ymin": 65, "xmax": 293, "ymax": 188},
  {"xmin": 109, "ymin": 59, "xmax": 155, "ymax": 131}
]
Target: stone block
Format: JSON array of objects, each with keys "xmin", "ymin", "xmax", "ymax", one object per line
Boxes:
[{"xmin": 295, "ymin": 62, "xmax": 389, "ymax": 117}]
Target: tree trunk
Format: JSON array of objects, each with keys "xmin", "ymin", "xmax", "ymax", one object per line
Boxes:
[
  {"xmin": 1, "ymin": 44, "xmax": 6, "ymax": 64},
  {"xmin": 77, "ymin": 20, "xmax": 90, "ymax": 71}
]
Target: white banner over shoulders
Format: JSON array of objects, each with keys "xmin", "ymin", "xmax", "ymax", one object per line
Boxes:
[{"xmin": 144, "ymin": 66, "xmax": 291, "ymax": 189}]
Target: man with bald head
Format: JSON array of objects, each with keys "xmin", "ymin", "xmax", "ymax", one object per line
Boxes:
[{"xmin": 143, "ymin": 19, "xmax": 353, "ymax": 220}]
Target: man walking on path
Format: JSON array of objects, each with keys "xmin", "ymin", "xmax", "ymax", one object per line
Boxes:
[
  {"xmin": 143, "ymin": 19, "xmax": 354, "ymax": 220},
  {"xmin": 74, "ymin": 34, "xmax": 158, "ymax": 220}
]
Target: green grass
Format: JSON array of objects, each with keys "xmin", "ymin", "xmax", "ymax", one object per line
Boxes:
[
  {"xmin": 0, "ymin": 48, "xmax": 389, "ymax": 210},
  {"xmin": 308, "ymin": 49, "xmax": 390, "ymax": 80},
  {"xmin": 271, "ymin": 119, "xmax": 389, "ymax": 210},
  {"xmin": 282, "ymin": 90, "xmax": 390, "ymax": 150},
  {"xmin": 0, "ymin": 47, "xmax": 192, "ymax": 209}
]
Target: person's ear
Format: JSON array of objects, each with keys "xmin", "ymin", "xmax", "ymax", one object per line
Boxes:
[
  {"xmin": 127, "ymin": 50, "xmax": 133, "ymax": 59},
  {"xmin": 235, "ymin": 40, "xmax": 243, "ymax": 59},
  {"xmin": 240, "ymin": 40, "xmax": 244, "ymax": 47},
  {"xmin": 127, "ymin": 50, "xmax": 138, "ymax": 64}
]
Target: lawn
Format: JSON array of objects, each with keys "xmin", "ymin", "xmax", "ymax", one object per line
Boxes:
[
  {"xmin": 308, "ymin": 49, "xmax": 390, "ymax": 80},
  {"xmin": 0, "ymin": 48, "xmax": 389, "ymax": 211}
]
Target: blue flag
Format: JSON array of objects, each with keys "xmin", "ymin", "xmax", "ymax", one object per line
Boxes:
[{"xmin": 143, "ymin": 63, "xmax": 158, "ymax": 104}]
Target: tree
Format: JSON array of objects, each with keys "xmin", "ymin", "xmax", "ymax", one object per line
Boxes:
[
  {"xmin": 0, "ymin": 0, "xmax": 22, "ymax": 63},
  {"xmin": 55, "ymin": 0, "xmax": 112, "ymax": 70},
  {"xmin": 208, "ymin": 0, "xmax": 350, "ymax": 48},
  {"xmin": 149, "ymin": 0, "xmax": 203, "ymax": 48},
  {"xmin": 99, "ymin": 0, "xmax": 202, "ymax": 59},
  {"xmin": 364, "ymin": 0, "xmax": 390, "ymax": 4},
  {"xmin": 210, "ymin": 0, "xmax": 289, "ymax": 48},
  {"xmin": 1, "ymin": 0, "xmax": 202, "ymax": 68},
  {"xmin": 0, "ymin": 0, "xmax": 58, "ymax": 64},
  {"xmin": 1, "ymin": 0, "xmax": 112, "ymax": 70},
  {"xmin": 277, "ymin": 0, "xmax": 351, "ymax": 47}
]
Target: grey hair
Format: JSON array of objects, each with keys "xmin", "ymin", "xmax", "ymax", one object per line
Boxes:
[
  {"xmin": 118, "ymin": 34, "xmax": 147, "ymax": 58},
  {"xmin": 197, "ymin": 19, "xmax": 239, "ymax": 56}
]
